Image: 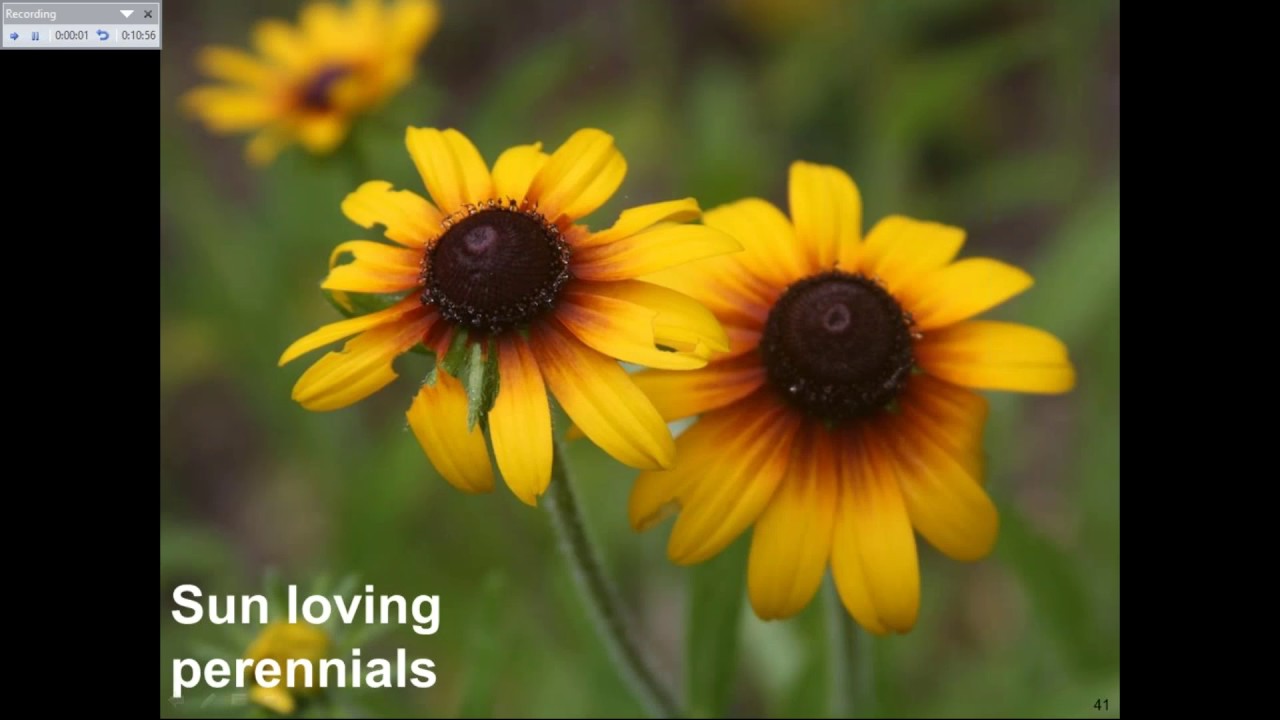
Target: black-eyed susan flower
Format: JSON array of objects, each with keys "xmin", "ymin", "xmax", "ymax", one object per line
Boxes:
[
  {"xmin": 183, "ymin": 0, "xmax": 439, "ymax": 166},
  {"xmin": 629, "ymin": 163, "xmax": 1075, "ymax": 634},
  {"xmin": 242, "ymin": 621, "xmax": 330, "ymax": 714},
  {"xmin": 280, "ymin": 128, "xmax": 737, "ymax": 505}
]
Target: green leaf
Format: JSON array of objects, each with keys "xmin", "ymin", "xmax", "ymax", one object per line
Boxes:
[
  {"xmin": 415, "ymin": 347, "xmax": 439, "ymax": 388},
  {"xmin": 323, "ymin": 287, "xmax": 407, "ymax": 319},
  {"xmin": 323, "ymin": 287, "xmax": 357, "ymax": 317},
  {"xmin": 441, "ymin": 330, "xmax": 471, "ymax": 378},
  {"xmin": 463, "ymin": 342, "xmax": 486, "ymax": 426},
  {"xmin": 463, "ymin": 341, "xmax": 501, "ymax": 430},
  {"xmin": 686, "ymin": 534, "xmax": 749, "ymax": 717}
]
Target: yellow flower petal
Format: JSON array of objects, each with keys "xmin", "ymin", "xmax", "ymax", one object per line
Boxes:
[
  {"xmin": 244, "ymin": 621, "xmax": 329, "ymax": 670},
  {"xmin": 629, "ymin": 405, "xmax": 737, "ymax": 532},
  {"xmin": 572, "ymin": 224, "xmax": 741, "ymax": 282},
  {"xmin": 666, "ymin": 397, "xmax": 798, "ymax": 565},
  {"xmin": 916, "ymin": 321, "xmax": 1076, "ymax": 394},
  {"xmin": 902, "ymin": 258, "xmax": 1034, "ymax": 331},
  {"xmin": 347, "ymin": 0, "xmax": 382, "ymax": 42},
  {"xmin": 405, "ymin": 127, "xmax": 494, "ymax": 214},
  {"xmin": 898, "ymin": 374, "xmax": 988, "ymax": 481},
  {"xmin": 789, "ymin": 161, "xmax": 861, "ymax": 271},
  {"xmin": 249, "ymin": 686, "xmax": 296, "ymax": 715},
  {"xmin": 342, "ymin": 180, "xmax": 442, "ymax": 248},
  {"xmin": 557, "ymin": 280, "xmax": 727, "ymax": 370},
  {"xmin": 297, "ymin": 114, "xmax": 347, "ymax": 155},
  {"xmin": 291, "ymin": 312, "xmax": 430, "ymax": 411},
  {"xmin": 182, "ymin": 87, "xmax": 276, "ymax": 132},
  {"xmin": 579, "ymin": 198, "xmax": 702, "ymax": 248},
  {"xmin": 629, "ymin": 355, "xmax": 766, "ymax": 422},
  {"xmin": 246, "ymin": 128, "xmax": 292, "ymax": 166},
  {"xmin": 829, "ymin": 469, "xmax": 888, "ymax": 635},
  {"xmin": 326, "ymin": 72, "xmax": 368, "ymax": 112},
  {"xmin": 321, "ymin": 240, "xmax": 422, "ymax": 294},
  {"xmin": 701, "ymin": 198, "xmax": 810, "ymax": 288},
  {"xmin": 491, "ymin": 142, "xmax": 548, "ymax": 202},
  {"xmin": 628, "ymin": 393, "xmax": 788, "ymax": 532},
  {"xmin": 298, "ymin": 1, "xmax": 346, "ymax": 49},
  {"xmin": 881, "ymin": 415, "xmax": 998, "ymax": 563},
  {"xmin": 279, "ymin": 296, "xmax": 424, "ymax": 365},
  {"xmin": 527, "ymin": 129, "xmax": 627, "ymax": 222},
  {"xmin": 387, "ymin": 0, "xmax": 441, "ymax": 53},
  {"xmin": 859, "ymin": 215, "xmax": 965, "ymax": 292},
  {"xmin": 531, "ymin": 321, "xmax": 673, "ymax": 470},
  {"xmin": 643, "ymin": 257, "xmax": 776, "ymax": 331},
  {"xmin": 407, "ymin": 371, "xmax": 495, "ymax": 494},
  {"xmin": 564, "ymin": 352, "xmax": 763, "ymax": 441},
  {"xmin": 748, "ymin": 426, "xmax": 837, "ymax": 620},
  {"xmin": 252, "ymin": 19, "xmax": 310, "ymax": 70},
  {"xmin": 643, "ymin": 288, "xmax": 730, "ymax": 355},
  {"xmin": 837, "ymin": 428, "xmax": 920, "ymax": 634},
  {"xmin": 722, "ymin": 324, "xmax": 765, "ymax": 359},
  {"xmin": 195, "ymin": 46, "xmax": 275, "ymax": 87},
  {"xmin": 489, "ymin": 339, "xmax": 552, "ymax": 506}
]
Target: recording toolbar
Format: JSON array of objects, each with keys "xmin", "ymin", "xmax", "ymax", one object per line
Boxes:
[{"xmin": 2, "ymin": 2, "xmax": 161, "ymax": 49}]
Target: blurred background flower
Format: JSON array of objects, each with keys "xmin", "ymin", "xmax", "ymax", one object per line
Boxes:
[
  {"xmin": 182, "ymin": 0, "xmax": 439, "ymax": 165},
  {"xmin": 175, "ymin": 574, "xmax": 385, "ymax": 717},
  {"xmin": 161, "ymin": 0, "xmax": 1120, "ymax": 717},
  {"xmin": 243, "ymin": 619, "xmax": 331, "ymax": 714}
]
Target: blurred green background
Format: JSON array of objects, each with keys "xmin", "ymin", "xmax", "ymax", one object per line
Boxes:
[{"xmin": 159, "ymin": 0, "xmax": 1120, "ymax": 717}]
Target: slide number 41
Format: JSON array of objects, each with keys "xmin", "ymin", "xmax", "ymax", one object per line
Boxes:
[{"xmin": 1094, "ymin": 699, "xmax": 1110, "ymax": 711}]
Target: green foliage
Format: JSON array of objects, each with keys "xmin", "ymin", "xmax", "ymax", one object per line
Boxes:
[
  {"xmin": 441, "ymin": 329, "xmax": 471, "ymax": 377},
  {"xmin": 463, "ymin": 341, "xmax": 501, "ymax": 430},
  {"xmin": 433, "ymin": 332, "xmax": 502, "ymax": 428},
  {"xmin": 322, "ymin": 287, "xmax": 403, "ymax": 319}
]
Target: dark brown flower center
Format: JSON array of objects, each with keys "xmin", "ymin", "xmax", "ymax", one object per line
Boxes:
[
  {"xmin": 298, "ymin": 65, "xmax": 351, "ymax": 112},
  {"xmin": 424, "ymin": 204, "xmax": 570, "ymax": 335},
  {"xmin": 760, "ymin": 271, "xmax": 915, "ymax": 422}
]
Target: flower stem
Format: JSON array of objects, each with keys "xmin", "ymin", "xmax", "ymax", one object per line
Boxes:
[
  {"xmin": 825, "ymin": 580, "xmax": 874, "ymax": 718},
  {"xmin": 544, "ymin": 438, "xmax": 680, "ymax": 718}
]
